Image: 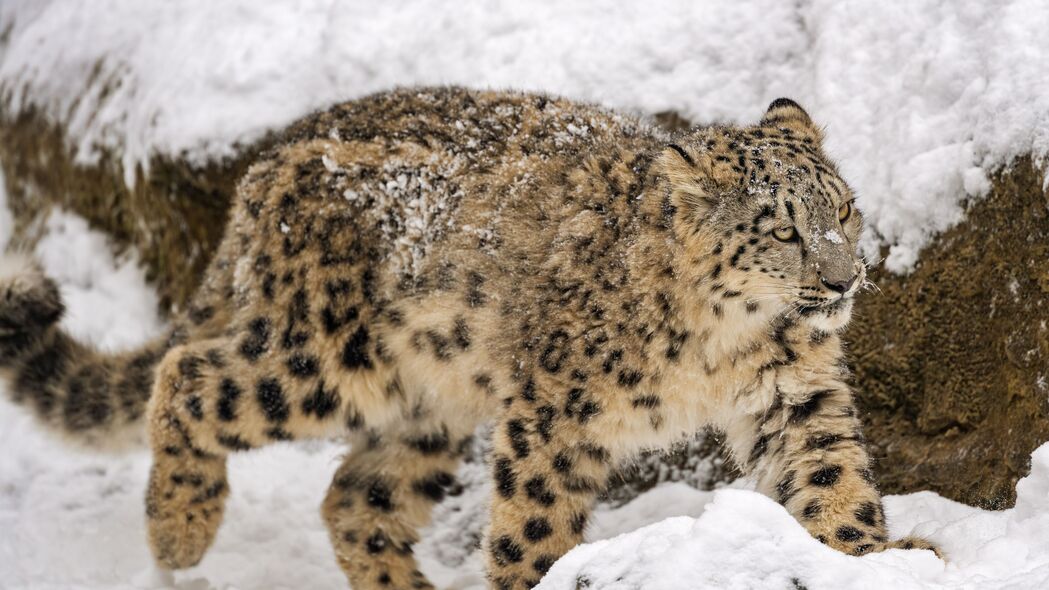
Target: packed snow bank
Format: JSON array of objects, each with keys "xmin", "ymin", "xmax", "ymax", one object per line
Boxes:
[
  {"xmin": 2, "ymin": 1, "xmax": 1048, "ymax": 270},
  {"xmin": 542, "ymin": 451, "xmax": 1049, "ymax": 590}
]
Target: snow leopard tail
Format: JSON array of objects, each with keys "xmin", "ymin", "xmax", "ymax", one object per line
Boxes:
[{"xmin": 0, "ymin": 255, "xmax": 177, "ymax": 449}]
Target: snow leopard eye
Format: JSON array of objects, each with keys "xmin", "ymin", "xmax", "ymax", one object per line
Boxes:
[
  {"xmin": 772, "ymin": 226, "xmax": 798, "ymax": 242},
  {"xmin": 838, "ymin": 201, "xmax": 853, "ymax": 223}
]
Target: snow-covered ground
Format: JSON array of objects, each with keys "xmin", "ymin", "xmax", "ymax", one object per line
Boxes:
[
  {"xmin": 543, "ymin": 474, "xmax": 1049, "ymax": 590},
  {"xmin": 1, "ymin": 197, "xmax": 1048, "ymax": 590},
  {"xmin": 1, "ymin": 0, "xmax": 1048, "ymax": 270}
]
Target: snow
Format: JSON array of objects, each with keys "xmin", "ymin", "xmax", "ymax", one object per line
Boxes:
[
  {"xmin": 543, "ymin": 451, "xmax": 1049, "ymax": 590},
  {"xmin": 2, "ymin": 1, "xmax": 1048, "ymax": 270},
  {"xmin": 355, "ymin": 158, "xmax": 466, "ymax": 282},
  {"xmin": 32, "ymin": 210, "xmax": 166, "ymax": 352},
  {"xmin": 823, "ymin": 229, "xmax": 844, "ymax": 245}
]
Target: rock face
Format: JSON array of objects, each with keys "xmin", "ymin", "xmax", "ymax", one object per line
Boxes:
[
  {"xmin": 850, "ymin": 160, "xmax": 1049, "ymax": 508},
  {"xmin": 0, "ymin": 110, "xmax": 260, "ymax": 309},
  {"xmin": 1, "ymin": 110, "xmax": 1046, "ymax": 508}
]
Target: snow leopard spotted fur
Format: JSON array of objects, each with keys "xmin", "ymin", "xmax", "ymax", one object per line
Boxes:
[{"xmin": 0, "ymin": 87, "xmax": 939, "ymax": 589}]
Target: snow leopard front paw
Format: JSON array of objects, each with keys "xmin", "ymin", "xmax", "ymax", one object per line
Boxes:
[{"xmin": 854, "ymin": 536, "xmax": 944, "ymax": 559}]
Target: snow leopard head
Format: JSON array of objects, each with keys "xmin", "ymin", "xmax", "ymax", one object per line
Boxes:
[{"xmin": 662, "ymin": 98, "xmax": 866, "ymax": 331}]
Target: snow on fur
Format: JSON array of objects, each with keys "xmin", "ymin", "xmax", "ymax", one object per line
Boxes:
[{"xmin": 1, "ymin": 1, "xmax": 1048, "ymax": 270}]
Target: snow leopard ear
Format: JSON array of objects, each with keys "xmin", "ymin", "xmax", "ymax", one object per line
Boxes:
[
  {"xmin": 761, "ymin": 98, "xmax": 823, "ymax": 142},
  {"xmin": 660, "ymin": 144, "xmax": 721, "ymax": 223}
]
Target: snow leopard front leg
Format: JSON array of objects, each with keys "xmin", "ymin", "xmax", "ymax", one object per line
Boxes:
[{"xmin": 741, "ymin": 383, "xmax": 941, "ymax": 557}]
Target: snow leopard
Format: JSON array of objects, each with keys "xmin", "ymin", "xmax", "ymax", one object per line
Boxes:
[{"xmin": 0, "ymin": 87, "xmax": 939, "ymax": 589}]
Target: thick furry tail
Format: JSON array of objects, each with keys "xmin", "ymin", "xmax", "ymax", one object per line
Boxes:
[{"xmin": 0, "ymin": 255, "xmax": 173, "ymax": 449}]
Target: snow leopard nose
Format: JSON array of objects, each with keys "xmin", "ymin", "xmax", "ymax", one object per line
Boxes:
[{"xmin": 820, "ymin": 274, "xmax": 857, "ymax": 294}]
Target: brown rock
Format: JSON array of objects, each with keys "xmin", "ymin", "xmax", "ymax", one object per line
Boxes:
[
  {"xmin": 851, "ymin": 159, "xmax": 1049, "ymax": 508},
  {"xmin": 0, "ymin": 108, "xmax": 265, "ymax": 309}
]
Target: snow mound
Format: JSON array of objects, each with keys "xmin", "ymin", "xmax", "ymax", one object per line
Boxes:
[
  {"xmin": 540, "ymin": 445, "xmax": 1049, "ymax": 590},
  {"xmin": 2, "ymin": 1, "xmax": 1049, "ymax": 270}
]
